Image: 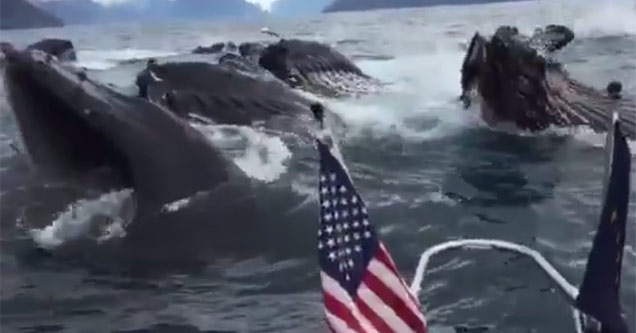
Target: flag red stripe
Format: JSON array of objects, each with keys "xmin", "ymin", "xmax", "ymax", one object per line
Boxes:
[
  {"xmin": 354, "ymin": 294, "xmax": 396, "ymax": 333},
  {"xmin": 324, "ymin": 291, "xmax": 365, "ymax": 333},
  {"xmin": 375, "ymin": 244, "xmax": 422, "ymax": 306},
  {"xmin": 363, "ymin": 268, "xmax": 426, "ymax": 332}
]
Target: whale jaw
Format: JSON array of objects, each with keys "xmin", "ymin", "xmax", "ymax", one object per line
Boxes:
[
  {"xmin": 2, "ymin": 48, "xmax": 242, "ymax": 217},
  {"xmin": 462, "ymin": 27, "xmax": 636, "ymax": 138},
  {"xmin": 3, "ymin": 48, "xmax": 132, "ymax": 186}
]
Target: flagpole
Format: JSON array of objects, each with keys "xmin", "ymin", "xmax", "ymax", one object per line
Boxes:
[
  {"xmin": 311, "ymin": 102, "xmax": 331, "ymax": 147},
  {"xmin": 309, "ymin": 103, "xmax": 356, "ymax": 186},
  {"xmin": 603, "ymin": 81, "xmax": 622, "ymax": 197}
]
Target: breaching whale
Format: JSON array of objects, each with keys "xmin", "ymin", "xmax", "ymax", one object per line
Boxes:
[
  {"xmin": 0, "ymin": 44, "xmax": 281, "ymax": 264},
  {"xmin": 460, "ymin": 25, "xmax": 636, "ymax": 139},
  {"xmin": 258, "ymin": 39, "xmax": 379, "ymax": 97}
]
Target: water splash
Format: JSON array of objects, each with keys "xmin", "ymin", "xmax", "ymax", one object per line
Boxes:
[
  {"xmin": 192, "ymin": 123, "xmax": 292, "ymax": 183},
  {"xmin": 559, "ymin": 0, "xmax": 636, "ymax": 37},
  {"xmin": 29, "ymin": 189, "xmax": 134, "ymax": 249},
  {"xmin": 327, "ymin": 52, "xmax": 473, "ymax": 142}
]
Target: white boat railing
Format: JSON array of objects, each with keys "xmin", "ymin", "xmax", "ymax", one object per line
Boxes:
[{"xmin": 409, "ymin": 239, "xmax": 594, "ymax": 333}]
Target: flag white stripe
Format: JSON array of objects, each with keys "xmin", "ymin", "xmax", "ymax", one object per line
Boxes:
[
  {"xmin": 326, "ymin": 311, "xmax": 358, "ymax": 333},
  {"xmin": 358, "ymin": 282, "xmax": 415, "ymax": 333},
  {"xmin": 379, "ymin": 244, "xmax": 423, "ymax": 307},
  {"xmin": 368, "ymin": 258, "xmax": 428, "ymax": 325},
  {"xmin": 321, "ymin": 272, "xmax": 379, "ymax": 333}
]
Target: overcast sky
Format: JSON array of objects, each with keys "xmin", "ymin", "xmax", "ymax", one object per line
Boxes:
[
  {"xmin": 90, "ymin": 0, "xmax": 278, "ymax": 11},
  {"xmin": 245, "ymin": 0, "xmax": 277, "ymax": 11}
]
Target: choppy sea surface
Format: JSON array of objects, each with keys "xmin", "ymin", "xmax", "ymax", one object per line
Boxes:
[{"xmin": 1, "ymin": 0, "xmax": 636, "ymax": 332}]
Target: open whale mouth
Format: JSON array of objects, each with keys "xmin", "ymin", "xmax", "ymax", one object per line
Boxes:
[
  {"xmin": 2, "ymin": 45, "xmax": 238, "ymax": 235},
  {"xmin": 1, "ymin": 46, "xmax": 141, "ymax": 246},
  {"xmin": 2, "ymin": 47, "xmax": 133, "ymax": 190},
  {"xmin": 477, "ymin": 30, "xmax": 559, "ymax": 130},
  {"xmin": 467, "ymin": 27, "xmax": 636, "ymax": 139}
]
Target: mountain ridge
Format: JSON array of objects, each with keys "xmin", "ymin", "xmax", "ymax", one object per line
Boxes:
[
  {"xmin": 324, "ymin": 0, "xmax": 526, "ymax": 13},
  {"xmin": 34, "ymin": 0, "xmax": 266, "ymax": 25},
  {"xmin": 1, "ymin": 0, "xmax": 64, "ymax": 30}
]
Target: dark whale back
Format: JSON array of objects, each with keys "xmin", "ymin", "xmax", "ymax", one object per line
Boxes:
[
  {"xmin": 2, "ymin": 48, "xmax": 245, "ymax": 216},
  {"xmin": 260, "ymin": 39, "xmax": 367, "ymax": 78},
  {"xmin": 239, "ymin": 41, "xmax": 266, "ymax": 63},
  {"xmin": 219, "ymin": 53, "xmax": 271, "ymax": 77},
  {"xmin": 26, "ymin": 38, "xmax": 76, "ymax": 61},
  {"xmin": 258, "ymin": 39, "xmax": 375, "ymax": 97},
  {"xmin": 192, "ymin": 41, "xmax": 238, "ymax": 55},
  {"xmin": 192, "ymin": 42, "xmax": 225, "ymax": 54},
  {"xmin": 136, "ymin": 61, "xmax": 316, "ymax": 132}
]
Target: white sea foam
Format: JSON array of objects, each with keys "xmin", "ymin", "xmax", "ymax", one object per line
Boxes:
[
  {"xmin": 30, "ymin": 189, "xmax": 133, "ymax": 249},
  {"xmin": 192, "ymin": 124, "xmax": 292, "ymax": 182},
  {"xmin": 75, "ymin": 49, "xmax": 178, "ymax": 70},
  {"xmin": 425, "ymin": 191, "xmax": 457, "ymax": 206},
  {"xmin": 326, "ymin": 48, "xmax": 474, "ymax": 142},
  {"xmin": 540, "ymin": 0, "xmax": 636, "ymax": 37}
]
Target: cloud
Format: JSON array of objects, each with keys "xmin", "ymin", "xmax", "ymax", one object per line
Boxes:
[
  {"xmin": 244, "ymin": 0, "xmax": 277, "ymax": 11},
  {"xmin": 91, "ymin": 0, "xmax": 135, "ymax": 5}
]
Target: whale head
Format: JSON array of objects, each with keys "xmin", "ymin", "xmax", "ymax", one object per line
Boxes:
[{"xmin": 1, "ymin": 46, "xmax": 242, "ymax": 218}]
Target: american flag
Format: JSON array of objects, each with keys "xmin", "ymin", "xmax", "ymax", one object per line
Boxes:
[{"xmin": 315, "ymin": 139, "xmax": 428, "ymax": 333}]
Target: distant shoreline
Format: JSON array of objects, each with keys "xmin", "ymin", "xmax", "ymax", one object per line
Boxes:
[{"xmin": 324, "ymin": 0, "xmax": 530, "ymax": 13}]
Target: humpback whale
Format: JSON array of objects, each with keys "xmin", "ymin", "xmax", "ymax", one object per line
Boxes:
[
  {"xmin": 1, "ymin": 44, "xmax": 273, "ymax": 264},
  {"xmin": 135, "ymin": 60, "xmax": 322, "ymax": 140},
  {"xmin": 239, "ymin": 41, "xmax": 267, "ymax": 63},
  {"xmin": 460, "ymin": 25, "xmax": 636, "ymax": 139},
  {"xmin": 80, "ymin": 38, "xmax": 376, "ymax": 100},
  {"xmin": 192, "ymin": 42, "xmax": 225, "ymax": 54},
  {"xmin": 218, "ymin": 53, "xmax": 272, "ymax": 78},
  {"xmin": 26, "ymin": 38, "xmax": 76, "ymax": 62},
  {"xmin": 192, "ymin": 41, "xmax": 238, "ymax": 55},
  {"xmin": 258, "ymin": 39, "xmax": 379, "ymax": 97}
]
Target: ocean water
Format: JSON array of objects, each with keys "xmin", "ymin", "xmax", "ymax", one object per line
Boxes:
[{"xmin": 1, "ymin": 0, "xmax": 636, "ymax": 332}]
